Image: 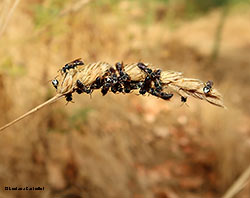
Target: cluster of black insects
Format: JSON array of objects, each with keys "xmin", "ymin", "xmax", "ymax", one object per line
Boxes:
[{"xmin": 52, "ymin": 59, "xmax": 214, "ymax": 104}]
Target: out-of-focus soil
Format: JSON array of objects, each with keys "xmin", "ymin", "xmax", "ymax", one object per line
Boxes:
[{"xmin": 0, "ymin": 1, "xmax": 250, "ymax": 198}]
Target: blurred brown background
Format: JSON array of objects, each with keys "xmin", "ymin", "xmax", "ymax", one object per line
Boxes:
[{"xmin": 0, "ymin": 0, "xmax": 250, "ymax": 198}]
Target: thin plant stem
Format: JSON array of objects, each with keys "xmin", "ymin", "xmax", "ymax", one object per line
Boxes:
[
  {"xmin": 208, "ymin": 4, "xmax": 230, "ymax": 65},
  {"xmin": 0, "ymin": 94, "xmax": 63, "ymax": 132},
  {"xmin": 0, "ymin": 0, "xmax": 20, "ymax": 38},
  {"xmin": 222, "ymin": 164, "xmax": 250, "ymax": 198}
]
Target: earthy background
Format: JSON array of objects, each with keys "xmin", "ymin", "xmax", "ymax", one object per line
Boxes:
[{"xmin": 0, "ymin": 0, "xmax": 250, "ymax": 197}]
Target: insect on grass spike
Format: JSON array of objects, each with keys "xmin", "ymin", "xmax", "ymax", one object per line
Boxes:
[
  {"xmin": 116, "ymin": 62, "xmax": 131, "ymax": 82},
  {"xmin": 52, "ymin": 79, "xmax": 59, "ymax": 89},
  {"xmin": 62, "ymin": 58, "xmax": 84, "ymax": 73},
  {"xmin": 137, "ymin": 62, "xmax": 152, "ymax": 75},
  {"xmin": 181, "ymin": 96, "xmax": 187, "ymax": 103},
  {"xmin": 90, "ymin": 77, "xmax": 103, "ymax": 89},
  {"xmin": 180, "ymin": 96, "xmax": 189, "ymax": 107},
  {"xmin": 160, "ymin": 92, "xmax": 173, "ymax": 100},
  {"xmin": 203, "ymin": 80, "xmax": 214, "ymax": 94},
  {"xmin": 0, "ymin": 60, "xmax": 226, "ymax": 133},
  {"xmin": 65, "ymin": 93, "xmax": 73, "ymax": 102}
]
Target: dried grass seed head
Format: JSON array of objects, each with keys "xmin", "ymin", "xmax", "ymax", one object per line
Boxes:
[{"xmin": 53, "ymin": 60, "xmax": 226, "ymax": 108}]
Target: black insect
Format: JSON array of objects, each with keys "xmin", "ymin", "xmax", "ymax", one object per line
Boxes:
[
  {"xmin": 137, "ymin": 62, "xmax": 152, "ymax": 75},
  {"xmin": 123, "ymin": 81, "xmax": 132, "ymax": 93},
  {"xmin": 102, "ymin": 64, "xmax": 122, "ymax": 93},
  {"xmin": 115, "ymin": 62, "xmax": 123, "ymax": 73},
  {"xmin": 181, "ymin": 96, "xmax": 187, "ymax": 103},
  {"xmin": 149, "ymin": 69, "xmax": 160, "ymax": 79},
  {"xmin": 76, "ymin": 79, "xmax": 92, "ymax": 94},
  {"xmin": 114, "ymin": 62, "xmax": 132, "ymax": 93},
  {"xmin": 101, "ymin": 77, "xmax": 112, "ymax": 96},
  {"xmin": 62, "ymin": 58, "xmax": 84, "ymax": 73},
  {"xmin": 180, "ymin": 96, "xmax": 189, "ymax": 107},
  {"xmin": 203, "ymin": 80, "xmax": 213, "ymax": 94},
  {"xmin": 75, "ymin": 89, "xmax": 83, "ymax": 94},
  {"xmin": 154, "ymin": 69, "xmax": 161, "ymax": 78},
  {"xmin": 159, "ymin": 92, "xmax": 173, "ymax": 100},
  {"xmin": 139, "ymin": 76, "xmax": 152, "ymax": 95},
  {"xmin": 117, "ymin": 84, "xmax": 123, "ymax": 92},
  {"xmin": 76, "ymin": 79, "xmax": 84, "ymax": 89},
  {"xmin": 111, "ymin": 83, "xmax": 123, "ymax": 93},
  {"xmin": 115, "ymin": 62, "xmax": 131, "ymax": 82},
  {"xmin": 154, "ymin": 81, "xmax": 162, "ymax": 92},
  {"xmin": 137, "ymin": 62, "xmax": 164, "ymax": 95},
  {"xmin": 99, "ymin": 68, "xmax": 115, "ymax": 96},
  {"xmin": 65, "ymin": 93, "xmax": 73, "ymax": 102},
  {"xmin": 148, "ymin": 88, "xmax": 173, "ymax": 100},
  {"xmin": 130, "ymin": 81, "xmax": 143, "ymax": 90},
  {"xmin": 152, "ymin": 69, "xmax": 162, "ymax": 92},
  {"xmin": 52, "ymin": 79, "xmax": 59, "ymax": 89},
  {"xmin": 101, "ymin": 85, "xmax": 110, "ymax": 96},
  {"xmin": 84, "ymin": 87, "xmax": 92, "ymax": 94},
  {"xmin": 110, "ymin": 75, "xmax": 121, "ymax": 93},
  {"xmin": 76, "ymin": 79, "xmax": 84, "ymax": 94},
  {"xmin": 105, "ymin": 67, "xmax": 120, "ymax": 94},
  {"xmin": 111, "ymin": 84, "xmax": 118, "ymax": 93},
  {"xmin": 109, "ymin": 68, "xmax": 119, "ymax": 86},
  {"xmin": 90, "ymin": 77, "xmax": 103, "ymax": 89},
  {"xmin": 148, "ymin": 88, "xmax": 159, "ymax": 97}
]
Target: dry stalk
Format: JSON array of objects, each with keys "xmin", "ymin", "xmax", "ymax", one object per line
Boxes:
[
  {"xmin": 0, "ymin": 0, "xmax": 20, "ymax": 38},
  {"xmin": 222, "ymin": 164, "xmax": 250, "ymax": 198},
  {"xmin": 0, "ymin": 60, "xmax": 225, "ymax": 132},
  {"xmin": 0, "ymin": 94, "xmax": 63, "ymax": 132}
]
